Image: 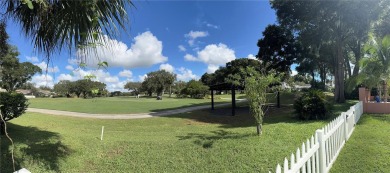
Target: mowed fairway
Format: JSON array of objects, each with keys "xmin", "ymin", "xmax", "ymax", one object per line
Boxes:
[
  {"xmin": 28, "ymin": 96, "xmax": 230, "ymax": 114},
  {"xmin": 1, "ymin": 99, "xmax": 356, "ymax": 173}
]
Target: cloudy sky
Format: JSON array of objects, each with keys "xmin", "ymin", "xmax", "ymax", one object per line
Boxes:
[{"xmin": 6, "ymin": 1, "xmax": 277, "ymax": 91}]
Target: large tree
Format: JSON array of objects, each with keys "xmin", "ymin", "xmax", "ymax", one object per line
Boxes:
[
  {"xmin": 0, "ymin": 0, "xmax": 134, "ymax": 59},
  {"xmin": 0, "ymin": 46, "xmax": 42, "ymax": 92},
  {"xmin": 201, "ymin": 58, "xmax": 261, "ymax": 87},
  {"xmin": 180, "ymin": 80, "xmax": 209, "ymax": 98},
  {"xmin": 257, "ymin": 24, "xmax": 299, "ymax": 76},
  {"xmin": 141, "ymin": 70, "xmax": 176, "ymax": 97},
  {"xmin": 124, "ymin": 82, "xmax": 141, "ymax": 95},
  {"xmin": 271, "ymin": 0, "xmax": 382, "ymax": 102}
]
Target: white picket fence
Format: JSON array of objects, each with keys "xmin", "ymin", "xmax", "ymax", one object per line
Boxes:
[{"xmin": 271, "ymin": 101, "xmax": 363, "ymax": 173}]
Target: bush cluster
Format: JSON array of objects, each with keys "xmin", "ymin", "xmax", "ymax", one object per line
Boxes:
[
  {"xmin": 0, "ymin": 92, "xmax": 28, "ymax": 122},
  {"xmin": 293, "ymin": 90, "xmax": 332, "ymax": 120}
]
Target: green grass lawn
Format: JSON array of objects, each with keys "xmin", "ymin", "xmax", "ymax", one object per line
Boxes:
[
  {"xmin": 27, "ymin": 92, "xmax": 296, "ymax": 114},
  {"xmin": 330, "ymin": 114, "xmax": 390, "ymax": 173},
  {"xmin": 28, "ymin": 96, "xmax": 230, "ymax": 114},
  {"xmin": 1, "ymin": 99, "xmax": 356, "ymax": 172}
]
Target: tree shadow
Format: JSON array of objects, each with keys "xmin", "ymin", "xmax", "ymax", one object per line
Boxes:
[
  {"xmin": 164, "ymin": 100, "xmax": 357, "ymax": 129},
  {"xmin": 177, "ymin": 130, "xmax": 253, "ymax": 149},
  {"xmin": 165, "ymin": 103, "xmax": 313, "ymax": 128},
  {"xmin": 1, "ymin": 123, "xmax": 71, "ymax": 172}
]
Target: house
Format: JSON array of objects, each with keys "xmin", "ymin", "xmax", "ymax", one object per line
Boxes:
[{"xmin": 16, "ymin": 89, "xmax": 36, "ymax": 98}]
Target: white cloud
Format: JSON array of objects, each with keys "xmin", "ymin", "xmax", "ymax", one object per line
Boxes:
[
  {"xmin": 138, "ymin": 74, "xmax": 147, "ymax": 82},
  {"xmin": 176, "ymin": 67, "xmax": 198, "ymax": 81},
  {"xmin": 247, "ymin": 54, "xmax": 256, "ymax": 60},
  {"xmin": 31, "ymin": 74, "xmax": 54, "ymax": 88},
  {"xmin": 75, "ymin": 31, "xmax": 167, "ymax": 68},
  {"xmin": 159, "ymin": 63, "xmax": 175, "ymax": 73},
  {"xmin": 68, "ymin": 59, "xmax": 79, "ymax": 65},
  {"xmin": 206, "ymin": 23, "xmax": 219, "ymax": 29},
  {"xmin": 185, "ymin": 31, "xmax": 208, "ymax": 46},
  {"xmin": 184, "ymin": 54, "xmax": 198, "ymax": 61},
  {"xmin": 106, "ymin": 81, "xmax": 128, "ymax": 92},
  {"xmin": 119, "ymin": 70, "xmax": 133, "ymax": 78},
  {"xmin": 65, "ymin": 65, "xmax": 74, "ymax": 71},
  {"xmin": 35, "ymin": 62, "xmax": 60, "ymax": 73},
  {"xmin": 207, "ymin": 65, "xmax": 220, "ymax": 74},
  {"xmin": 291, "ymin": 70, "xmax": 298, "ymax": 76},
  {"xmin": 178, "ymin": 45, "xmax": 186, "ymax": 52},
  {"xmin": 57, "ymin": 74, "xmax": 74, "ymax": 81},
  {"xmin": 26, "ymin": 56, "xmax": 39, "ymax": 62},
  {"xmin": 184, "ymin": 43, "xmax": 236, "ymax": 73}
]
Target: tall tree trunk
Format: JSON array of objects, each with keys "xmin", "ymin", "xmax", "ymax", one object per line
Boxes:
[
  {"xmin": 256, "ymin": 123, "xmax": 262, "ymax": 135},
  {"xmin": 169, "ymin": 85, "xmax": 172, "ymax": 98},
  {"xmin": 335, "ymin": 40, "xmax": 346, "ymax": 103},
  {"xmin": 384, "ymin": 81, "xmax": 388, "ymax": 103},
  {"xmin": 352, "ymin": 41, "xmax": 361, "ymax": 76},
  {"xmin": 345, "ymin": 55, "xmax": 351, "ymax": 79}
]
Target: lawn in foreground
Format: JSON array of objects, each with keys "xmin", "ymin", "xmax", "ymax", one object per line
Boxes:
[
  {"xmin": 28, "ymin": 96, "xmax": 230, "ymax": 114},
  {"xmin": 1, "ymin": 100, "xmax": 355, "ymax": 172},
  {"xmin": 330, "ymin": 114, "xmax": 390, "ymax": 173}
]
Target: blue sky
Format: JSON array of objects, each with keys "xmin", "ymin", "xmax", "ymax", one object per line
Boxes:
[{"xmin": 6, "ymin": 1, "xmax": 278, "ymax": 91}]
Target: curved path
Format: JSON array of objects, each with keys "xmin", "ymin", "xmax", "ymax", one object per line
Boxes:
[{"xmin": 26, "ymin": 100, "xmax": 246, "ymax": 119}]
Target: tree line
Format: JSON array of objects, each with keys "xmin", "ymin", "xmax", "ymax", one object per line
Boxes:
[{"xmin": 258, "ymin": 0, "xmax": 390, "ymax": 103}]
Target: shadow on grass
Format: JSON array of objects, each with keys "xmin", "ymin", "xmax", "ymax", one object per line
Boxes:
[
  {"xmin": 1, "ymin": 123, "xmax": 71, "ymax": 172},
  {"xmin": 177, "ymin": 130, "xmax": 253, "ymax": 148},
  {"xmin": 165, "ymin": 100, "xmax": 359, "ymax": 128}
]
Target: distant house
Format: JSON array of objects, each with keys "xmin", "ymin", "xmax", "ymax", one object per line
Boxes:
[
  {"xmin": 16, "ymin": 89, "xmax": 36, "ymax": 98},
  {"xmin": 0, "ymin": 87, "xmax": 6, "ymax": 92}
]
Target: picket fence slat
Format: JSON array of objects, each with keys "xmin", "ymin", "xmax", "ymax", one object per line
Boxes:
[{"xmin": 272, "ymin": 101, "xmax": 363, "ymax": 173}]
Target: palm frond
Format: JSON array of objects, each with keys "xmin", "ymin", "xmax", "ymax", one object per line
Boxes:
[{"xmin": 1, "ymin": 0, "xmax": 134, "ymax": 61}]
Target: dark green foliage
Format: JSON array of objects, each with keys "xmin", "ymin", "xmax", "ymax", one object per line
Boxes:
[
  {"xmin": 124, "ymin": 82, "xmax": 141, "ymax": 95},
  {"xmin": 0, "ymin": 46, "xmax": 42, "ymax": 92},
  {"xmin": 0, "ymin": 92, "xmax": 28, "ymax": 122},
  {"xmin": 294, "ymin": 90, "xmax": 332, "ymax": 120},
  {"xmin": 257, "ymin": 24, "xmax": 299, "ymax": 75},
  {"xmin": 201, "ymin": 58, "xmax": 261, "ymax": 87},
  {"xmin": 53, "ymin": 79, "xmax": 106, "ymax": 98},
  {"xmin": 1, "ymin": 0, "xmax": 134, "ymax": 58},
  {"xmin": 180, "ymin": 80, "xmax": 209, "ymax": 99},
  {"xmin": 140, "ymin": 70, "xmax": 176, "ymax": 97}
]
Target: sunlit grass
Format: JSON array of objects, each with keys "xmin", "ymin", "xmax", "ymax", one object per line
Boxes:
[
  {"xmin": 330, "ymin": 114, "xmax": 390, "ymax": 173},
  {"xmin": 1, "ymin": 99, "xmax": 355, "ymax": 172},
  {"xmin": 28, "ymin": 96, "xmax": 230, "ymax": 114}
]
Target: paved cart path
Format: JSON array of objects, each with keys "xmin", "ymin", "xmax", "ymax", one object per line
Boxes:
[{"xmin": 27, "ymin": 100, "xmax": 246, "ymax": 119}]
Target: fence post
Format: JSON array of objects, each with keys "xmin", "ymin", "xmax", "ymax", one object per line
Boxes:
[
  {"xmin": 316, "ymin": 129, "xmax": 326, "ymax": 173},
  {"xmin": 342, "ymin": 112, "xmax": 348, "ymax": 141}
]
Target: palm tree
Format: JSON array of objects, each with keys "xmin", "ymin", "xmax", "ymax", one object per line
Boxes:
[
  {"xmin": 359, "ymin": 34, "xmax": 390, "ymax": 102},
  {"xmin": 1, "ymin": 0, "xmax": 134, "ymax": 59}
]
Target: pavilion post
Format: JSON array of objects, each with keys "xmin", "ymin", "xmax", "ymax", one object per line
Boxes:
[
  {"xmin": 232, "ymin": 87, "xmax": 236, "ymax": 116},
  {"xmin": 277, "ymin": 91, "xmax": 280, "ymax": 108},
  {"xmin": 211, "ymin": 89, "xmax": 214, "ymax": 110}
]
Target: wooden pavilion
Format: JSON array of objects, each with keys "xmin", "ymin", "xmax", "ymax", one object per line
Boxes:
[{"xmin": 209, "ymin": 83, "xmax": 280, "ymax": 116}]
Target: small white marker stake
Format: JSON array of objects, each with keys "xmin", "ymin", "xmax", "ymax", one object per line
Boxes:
[{"xmin": 100, "ymin": 126, "xmax": 104, "ymax": 141}]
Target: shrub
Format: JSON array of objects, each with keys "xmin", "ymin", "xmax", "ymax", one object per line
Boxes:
[
  {"xmin": 0, "ymin": 92, "xmax": 29, "ymax": 122},
  {"xmin": 293, "ymin": 90, "xmax": 332, "ymax": 120}
]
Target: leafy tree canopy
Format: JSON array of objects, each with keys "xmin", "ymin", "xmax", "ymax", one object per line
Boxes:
[
  {"xmin": 0, "ymin": 46, "xmax": 42, "ymax": 92},
  {"xmin": 141, "ymin": 70, "xmax": 176, "ymax": 97}
]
